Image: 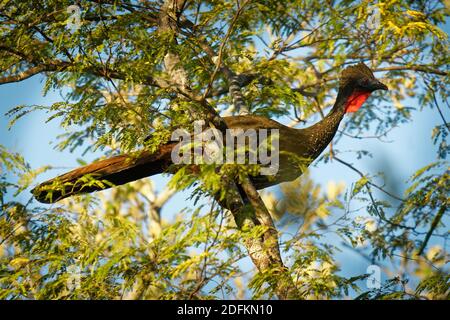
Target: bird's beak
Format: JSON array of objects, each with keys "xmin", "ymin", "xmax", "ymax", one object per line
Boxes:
[{"xmin": 370, "ymin": 80, "xmax": 388, "ymax": 91}]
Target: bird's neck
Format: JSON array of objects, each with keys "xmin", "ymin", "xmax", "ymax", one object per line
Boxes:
[{"xmin": 301, "ymin": 88, "xmax": 354, "ymax": 158}]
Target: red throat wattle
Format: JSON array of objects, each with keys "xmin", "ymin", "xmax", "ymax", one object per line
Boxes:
[{"xmin": 345, "ymin": 91, "xmax": 371, "ymax": 113}]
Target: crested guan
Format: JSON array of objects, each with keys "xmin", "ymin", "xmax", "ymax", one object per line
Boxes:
[{"xmin": 32, "ymin": 63, "xmax": 388, "ymax": 204}]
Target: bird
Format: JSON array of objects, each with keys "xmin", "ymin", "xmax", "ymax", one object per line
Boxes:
[{"xmin": 32, "ymin": 62, "xmax": 388, "ymax": 204}]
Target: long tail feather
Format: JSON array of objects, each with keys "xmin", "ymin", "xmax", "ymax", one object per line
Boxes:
[{"xmin": 32, "ymin": 143, "xmax": 176, "ymax": 203}]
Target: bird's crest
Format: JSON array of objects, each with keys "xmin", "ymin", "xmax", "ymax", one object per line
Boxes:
[{"xmin": 340, "ymin": 62, "xmax": 375, "ymax": 87}]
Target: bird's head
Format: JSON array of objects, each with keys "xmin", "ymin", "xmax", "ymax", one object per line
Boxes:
[{"xmin": 339, "ymin": 62, "xmax": 388, "ymax": 113}]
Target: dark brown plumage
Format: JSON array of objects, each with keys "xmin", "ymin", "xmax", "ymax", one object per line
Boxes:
[{"xmin": 32, "ymin": 63, "xmax": 387, "ymax": 203}]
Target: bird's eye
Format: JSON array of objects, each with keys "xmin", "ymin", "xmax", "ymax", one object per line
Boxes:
[{"xmin": 358, "ymin": 78, "xmax": 369, "ymax": 87}]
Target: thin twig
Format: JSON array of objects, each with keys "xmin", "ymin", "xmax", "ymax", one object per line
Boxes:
[
  {"xmin": 202, "ymin": 0, "xmax": 250, "ymax": 100},
  {"xmin": 417, "ymin": 205, "xmax": 447, "ymax": 256},
  {"xmin": 424, "ymin": 81, "xmax": 450, "ymax": 132},
  {"xmin": 333, "ymin": 156, "xmax": 404, "ymax": 202}
]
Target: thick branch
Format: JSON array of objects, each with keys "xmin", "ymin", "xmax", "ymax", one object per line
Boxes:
[
  {"xmin": 0, "ymin": 58, "xmax": 165, "ymax": 89},
  {"xmin": 0, "ymin": 65, "xmax": 56, "ymax": 84},
  {"xmin": 375, "ymin": 65, "xmax": 448, "ymax": 77},
  {"xmin": 159, "ymin": 0, "xmax": 298, "ymax": 299}
]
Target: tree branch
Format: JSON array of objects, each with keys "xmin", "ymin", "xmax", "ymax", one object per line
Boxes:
[
  {"xmin": 333, "ymin": 156, "xmax": 404, "ymax": 202},
  {"xmin": 417, "ymin": 205, "xmax": 447, "ymax": 256},
  {"xmin": 375, "ymin": 65, "xmax": 448, "ymax": 77},
  {"xmin": 424, "ymin": 81, "xmax": 450, "ymax": 132},
  {"xmin": 0, "ymin": 65, "xmax": 56, "ymax": 84},
  {"xmin": 158, "ymin": 0, "xmax": 298, "ymax": 299}
]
